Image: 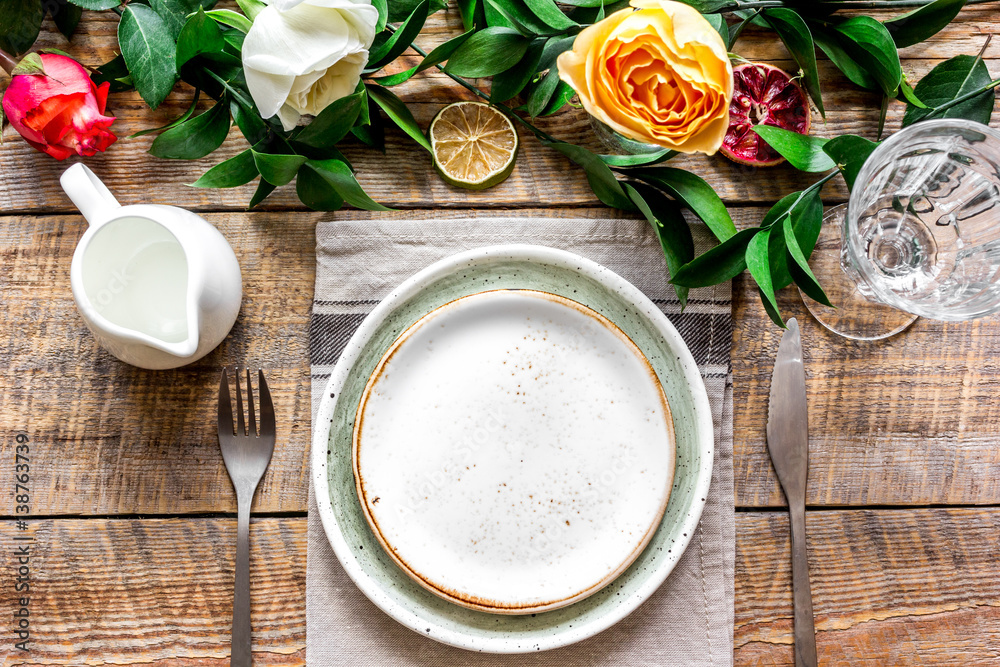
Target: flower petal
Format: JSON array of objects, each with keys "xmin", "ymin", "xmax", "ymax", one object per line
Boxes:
[{"xmin": 244, "ymin": 64, "xmax": 297, "ymax": 119}]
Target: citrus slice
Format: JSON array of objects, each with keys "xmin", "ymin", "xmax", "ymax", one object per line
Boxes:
[
  {"xmin": 429, "ymin": 101, "xmax": 518, "ymax": 190},
  {"xmin": 720, "ymin": 62, "xmax": 811, "ymax": 167}
]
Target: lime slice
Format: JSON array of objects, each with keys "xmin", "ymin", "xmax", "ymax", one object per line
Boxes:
[{"xmin": 429, "ymin": 101, "xmax": 519, "ymax": 190}]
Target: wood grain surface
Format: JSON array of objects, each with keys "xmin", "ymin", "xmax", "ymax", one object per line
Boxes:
[
  {"xmin": 1, "ymin": 509, "xmax": 997, "ymax": 665},
  {"xmin": 3, "ymin": 3, "xmax": 1000, "ymax": 665},
  {"xmin": 5, "ymin": 206, "xmax": 1000, "ymax": 515}
]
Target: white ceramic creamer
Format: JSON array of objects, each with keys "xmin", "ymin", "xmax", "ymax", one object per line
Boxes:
[{"xmin": 61, "ymin": 163, "xmax": 242, "ymax": 369}]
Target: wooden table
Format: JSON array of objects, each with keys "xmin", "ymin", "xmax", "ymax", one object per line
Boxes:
[{"xmin": 3, "ymin": 5, "xmax": 1000, "ymax": 665}]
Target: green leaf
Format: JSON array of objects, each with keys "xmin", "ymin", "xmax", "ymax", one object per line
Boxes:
[
  {"xmin": 485, "ymin": 0, "xmax": 552, "ymax": 34},
  {"xmin": 457, "ymin": 0, "xmax": 477, "ymax": 30},
  {"xmin": 150, "ymin": 0, "xmax": 207, "ymax": 40},
  {"xmin": 526, "ymin": 69, "xmax": 561, "ymax": 117},
  {"xmin": 204, "ymin": 9, "xmax": 252, "ymax": 33},
  {"xmin": 761, "ymin": 191, "xmax": 799, "ymax": 230},
  {"xmin": 600, "ymin": 150, "xmax": 677, "ymax": 168},
  {"xmin": 367, "ymin": 0, "xmax": 428, "ymax": 70},
  {"xmin": 444, "ymin": 27, "xmax": 529, "ymax": 77},
  {"xmin": 538, "ymin": 34, "xmax": 576, "ymax": 70},
  {"xmin": 176, "ymin": 8, "xmax": 226, "ymax": 68},
  {"xmin": 296, "ymin": 163, "xmax": 344, "ymax": 211},
  {"xmin": 833, "ymin": 16, "xmax": 902, "ymax": 96},
  {"xmin": 757, "ymin": 286, "xmax": 785, "ymax": 328},
  {"xmin": 190, "ymin": 148, "xmax": 259, "ymax": 188},
  {"xmin": 228, "ymin": 95, "xmax": 267, "ymax": 145},
  {"xmin": 235, "ymin": 0, "xmax": 266, "ymax": 21},
  {"xmin": 91, "ymin": 54, "xmax": 133, "ymax": 93},
  {"xmin": 762, "ymin": 8, "xmax": 824, "ymax": 117},
  {"xmin": 149, "ymin": 97, "xmax": 231, "ymax": 159},
  {"xmin": 812, "ymin": 26, "xmax": 879, "ymax": 91},
  {"xmin": 253, "ymin": 151, "xmax": 308, "ymax": 186},
  {"xmin": 540, "ymin": 80, "xmax": 575, "ymax": 116},
  {"xmin": 899, "ymin": 77, "xmax": 928, "ymax": 108},
  {"xmin": 782, "ymin": 214, "xmax": 831, "ymax": 307},
  {"xmin": 371, "ymin": 30, "xmax": 473, "ymax": 86},
  {"xmin": 387, "ymin": 0, "xmax": 445, "ymax": 22},
  {"xmin": 823, "ymin": 134, "xmax": 879, "ymax": 191},
  {"xmin": 490, "ymin": 39, "xmax": 544, "ymax": 102},
  {"xmin": 0, "ymin": 0, "xmax": 44, "ymax": 57},
  {"xmin": 367, "ymin": 84, "xmax": 432, "ymax": 153},
  {"xmin": 703, "ymin": 12, "xmax": 729, "ymax": 46},
  {"xmin": 68, "ymin": 0, "xmax": 122, "ymax": 9},
  {"xmin": 351, "ymin": 93, "xmax": 385, "ymax": 150},
  {"xmin": 302, "ymin": 159, "xmax": 392, "ymax": 211},
  {"xmin": 626, "ymin": 183, "xmax": 694, "ymax": 306},
  {"xmin": 294, "ymin": 91, "xmax": 365, "ymax": 148},
  {"xmin": 752, "ymin": 125, "xmax": 835, "ymax": 172},
  {"xmin": 903, "ymin": 54, "xmax": 996, "ymax": 127},
  {"xmin": 130, "ymin": 89, "xmax": 200, "ymax": 137},
  {"xmin": 119, "ymin": 4, "xmax": 178, "ymax": 109},
  {"xmin": 545, "ymin": 141, "xmax": 633, "ymax": 210},
  {"xmin": 628, "ymin": 167, "xmax": 737, "ymax": 242},
  {"xmin": 50, "ymin": 2, "xmax": 83, "ymax": 41},
  {"xmin": 672, "ymin": 227, "xmax": 759, "ymax": 288},
  {"xmin": 371, "ymin": 0, "xmax": 388, "ymax": 31},
  {"xmin": 745, "ymin": 228, "xmax": 782, "ymax": 325},
  {"xmin": 764, "ymin": 188, "xmax": 823, "ymax": 289},
  {"xmin": 249, "ymin": 178, "xmax": 276, "ymax": 209},
  {"xmin": 522, "ymin": 0, "xmax": 578, "ymax": 31},
  {"xmin": 884, "ymin": 0, "xmax": 965, "ymax": 49},
  {"xmin": 11, "ymin": 53, "xmax": 46, "ymax": 77}
]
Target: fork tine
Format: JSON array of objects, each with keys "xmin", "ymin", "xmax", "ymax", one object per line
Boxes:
[
  {"xmin": 218, "ymin": 368, "xmax": 234, "ymax": 437},
  {"xmin": 246, "ymin": 368, "xmax": 257, "ymax": 438},
  {"xmin": 258, "ymin": 370, "xmax": 276, "ymax": 437},
  {"xmin": 235, "ymin": 367, "xmax": 246, "ymax": 436}
]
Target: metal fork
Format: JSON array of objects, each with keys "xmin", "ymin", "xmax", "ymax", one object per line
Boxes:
[{"xmin": 218, "ymin": 368, "xmax": 275, "ymax": 667}]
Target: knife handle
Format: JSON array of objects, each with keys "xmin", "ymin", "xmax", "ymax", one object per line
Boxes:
[{"xmin": 789, "ymin": 502, "xmax": 817, "ymax": 667}]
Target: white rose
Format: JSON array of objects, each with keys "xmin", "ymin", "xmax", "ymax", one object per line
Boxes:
[{"xmin": 242, "ymin": 0, "xmax": 379, "ymax": 131}]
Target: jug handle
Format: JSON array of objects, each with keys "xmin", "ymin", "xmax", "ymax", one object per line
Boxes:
[{"xmin": 60, "ymin": 163, "xmax": 121, "ymax": 227}]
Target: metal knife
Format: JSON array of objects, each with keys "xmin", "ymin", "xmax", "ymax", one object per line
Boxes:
[{"xmin": 766, "ymin": 318, "xmax": 817, "ymax": 667}]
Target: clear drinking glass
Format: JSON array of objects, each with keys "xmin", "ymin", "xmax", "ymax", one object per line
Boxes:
[{"xmin": 803, "ymin": 119, "xmax": 1000, "ymax": 340}]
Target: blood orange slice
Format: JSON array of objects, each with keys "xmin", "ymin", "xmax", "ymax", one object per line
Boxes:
[{"xmin": 720, "ymin": 63, "xmax": 811, "ymax": 167}]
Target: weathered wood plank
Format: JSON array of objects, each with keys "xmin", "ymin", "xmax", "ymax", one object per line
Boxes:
[
  {"xmin": 734, "ymin": 508, "xmax": 1000, "ymax": 666},
  {"xmin": 732, "ymin": 270, "xmax": 1000, "ymax": 508},
  {"xmin": 2, "ymin": 9, "xmax": 1000, "ymax": 213},
  {"xmin": 3, "ymin": 208, "xmax": 1000, "ymax": 515},
  {"xmin": 0, "ymin": 518, "xmax": 305, "ymax": 665},
  {"xmin": 2, "ymin": 509, "xmax": 997, "ymax": 665}
]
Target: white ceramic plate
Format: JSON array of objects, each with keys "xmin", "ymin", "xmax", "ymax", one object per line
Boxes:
[
  {"xmin": 352, "ymin": 289, "xmax": 676, "ymax": 614},
  {"xmin": 312, "ymin": 245, "xmax": 713, "ymax": 653}
]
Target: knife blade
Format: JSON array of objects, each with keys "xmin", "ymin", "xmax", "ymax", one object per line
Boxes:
[{"xmin": 766, "ymin": 318, "xmax": 817, "ymax": 667}]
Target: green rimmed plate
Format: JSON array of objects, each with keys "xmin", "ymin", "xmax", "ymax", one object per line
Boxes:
[{"xmin": 311, "ymin": 245, "xmax": 714, "ymax": 653}]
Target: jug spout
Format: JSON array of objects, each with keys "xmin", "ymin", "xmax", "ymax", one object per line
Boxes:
[{"xmin": 139, "ymin": 323, "xmax": 200, "ymax": 359}]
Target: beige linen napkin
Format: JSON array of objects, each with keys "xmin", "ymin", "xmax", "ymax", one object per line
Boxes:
[{"xmin": 308, "ymin": 216, "xmax": 734, "ymax": 666}]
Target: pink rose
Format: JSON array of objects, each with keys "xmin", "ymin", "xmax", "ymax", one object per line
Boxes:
[{"xmin": 2, "ymin": 53, "xmax": 117, "ymax": 160}]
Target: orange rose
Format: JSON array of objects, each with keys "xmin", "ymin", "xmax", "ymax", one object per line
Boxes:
[{"xmin": 557, "ymin": 0, "xmax": 733, "ymax": 155}]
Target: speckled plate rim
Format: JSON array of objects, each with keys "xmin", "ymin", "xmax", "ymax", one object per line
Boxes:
[{"xmin": 311, "ymin": 244, "xmax": 714, "ymax": 654}]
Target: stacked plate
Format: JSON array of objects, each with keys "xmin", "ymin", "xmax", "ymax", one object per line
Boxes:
[{"xmin": 312, "ymin": 245, "xmax": 713, "ymax": 653}]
